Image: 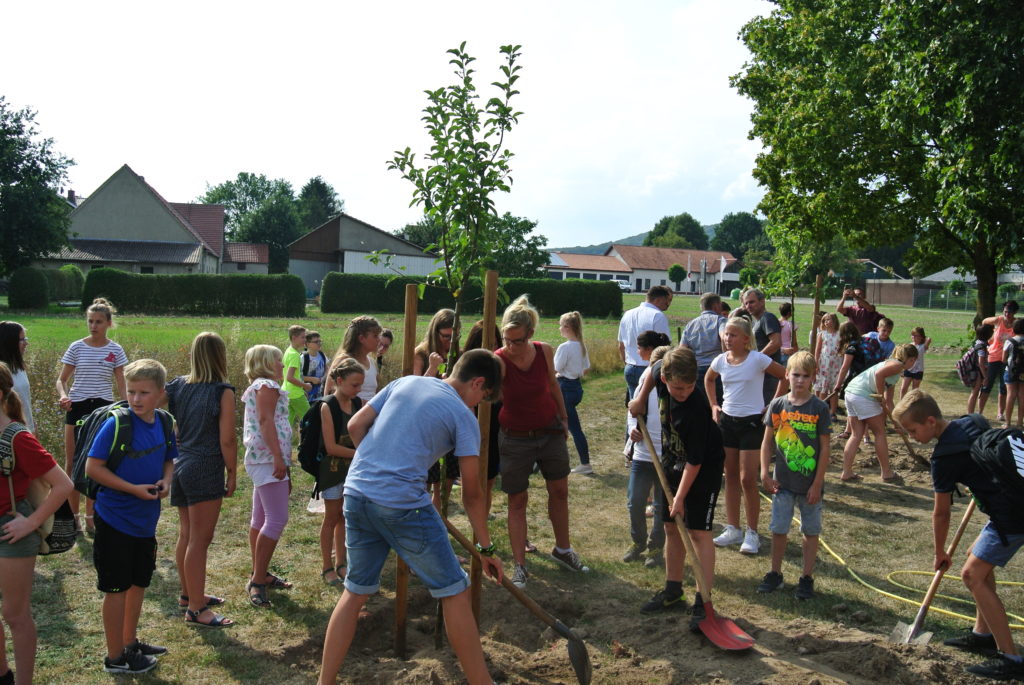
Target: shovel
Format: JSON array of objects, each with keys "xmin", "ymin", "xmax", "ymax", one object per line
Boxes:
[
  {"xmin": 890, "ymin": 498, "xmax": 977, "ymax": 644},
  {"xmin": 870, "ymin": 394, "xmax": 929, "ymax": 467},
  {"xmin": 443, "ymin": 518, "xmax": 593, "ymax": 685},
  {"xmin": 638, "ymin": 422, "xmax": 755, "ymax": 651}
]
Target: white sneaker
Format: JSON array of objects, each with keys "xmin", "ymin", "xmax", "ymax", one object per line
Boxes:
[
  {"xmin": 570, "ymin": 463, "xmax": 594, "ymax": 475},
  {"xmin": 713, "ymin": 524, "xmax": 743, "ymax": 547},
  {"xmin": 740, "ymin": 529, "xmax": 760, "ymax": 554}
]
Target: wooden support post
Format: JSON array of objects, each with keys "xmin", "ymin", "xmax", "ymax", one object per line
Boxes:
[
  {"xmin": 394, "ymin": 283, "xmax": 418, "ymax": 659},
  {"xmin": 810, "ymin": 274, "xmax": 823, "ymax": 354},
  {"xmin": 471, "ymin": 270, "xmax": 498, "ymax": 621}
]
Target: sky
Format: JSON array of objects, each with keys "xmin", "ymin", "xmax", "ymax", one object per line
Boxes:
[{"xmin": 4, "ymin": 0, "xmax": 772, "ymax": 249}]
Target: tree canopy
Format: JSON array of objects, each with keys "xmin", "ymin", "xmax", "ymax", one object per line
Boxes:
[
  {"xmin": 234, "ymin": 187, "xmax": 300, "ymax": 273},
  {"xmin": 644, "ymin": 213, "xmax": 708, "ymax": 250},
  {"xmin": 733, "ymin": 0, "xmax": 1024, "ymax": 318},
  {"xmin": 710, "ymin": 211, "xmax": 765, "ymax": 260},
  {"xmin": 297, "ymin": 176, "xmax": 342, "ymax": 233},
  {"xmin": 483, "ymin": 213, "xmax": 549, "ymax": 278},
  {"xmin": 201, "ymin": 173, "xmax": 293, "ymax": 239},
  {"xmin": 0, "ymin": 97, "xmax": 72, "ymax": 276}
]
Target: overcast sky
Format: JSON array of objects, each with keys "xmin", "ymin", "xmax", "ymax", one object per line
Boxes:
[{"xmin": 4, "ymin": 0, "xmax": 771, "ymax": 248}]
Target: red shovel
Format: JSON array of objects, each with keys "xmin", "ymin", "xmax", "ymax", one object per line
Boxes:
[{"xmin": 639, "ymin": 421, "xmax": 755, "ymax": 651}]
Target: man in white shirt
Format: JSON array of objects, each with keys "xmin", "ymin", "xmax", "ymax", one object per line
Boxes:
[{"xmin": 618, "ymin": 285, "xmax": 672, "ymax": 399}]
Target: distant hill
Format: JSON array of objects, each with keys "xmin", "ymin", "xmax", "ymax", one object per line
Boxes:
[{"xmin": 552, "ymin": 225, "xmax": 717, "ymax": 254}]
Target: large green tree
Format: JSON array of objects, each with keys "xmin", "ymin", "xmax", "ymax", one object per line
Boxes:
[
  {"xmin": 0, "ymin": 98, "xmax": 73, "ymax": 275},
  {"xmin": 710, "ymin": 211, "xmax": 764, "ymax": 260},
  {"xmin": 235, "ymin": 187, "xmax": 300, "ymax": 273},
  {"xmin": 297, "ymin": 176, "xmax": 342, "ymax": 233},
  {"xmin": 484, "ymin": 213, "xmax": 549, "ymax": 278},
  {"xmin": 733, "ymin": 0, "xmax": 1024, "ymax": 319},
  {"xmin": 394, "ymin": 216, "xmax": 442, "ymax": 250},
  {"xmin": 644, "ymin": 213, "xmax": 708, "ymax": 250},
  {"xmin": 200, "ymin": 173, "xmax": 294, "ymax": 239}
]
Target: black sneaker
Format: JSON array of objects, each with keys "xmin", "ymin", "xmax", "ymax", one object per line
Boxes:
[
  {"xmin": 103, "ymin": 647, "xmax": 157, "ymax": 674},
  {"xmin": 640, "ymin": 589, "xmax": 686, "ymax": 614},
  {"xmin": 944, "ymin": 630, "xmax": 998, "ymax": 655},
  {"xmin": 965, "ymin": 654, "xmax": 1024, "ymax": 680},
  {"xmin": 689, "ymin": 593, "xmax": 706, "ymax": 634},
  {"xmin": 129, "ymin": 638, "xmax": 168, "ymax": 657},
  {"xmin": 0, "ymin": 668, "xmax": 13, "ymax": 685},
  {"xmin": 756, "ymin": 571, "xmax": 784, "ymax": 593},
  {"xmin": 794, "ymin": 575, "xmax": 815, "ymax": 600}
]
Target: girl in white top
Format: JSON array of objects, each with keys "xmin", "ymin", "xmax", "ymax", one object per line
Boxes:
[
  {"xmin": 898, "ymin": 326, "xmax": 932, "ymax": 399},
  {"xmin": 813, "ymin": 313, "xmax": 842, "ymax": 416},
  {"xmin": 555, "ymin": 312, "xmax": 592, "ymax": 473},
  {"xmin": 0, "ymin": 322, "xmax": 33, "ymax": 433},
  {"xmin": 325, "ymin": 316, "xmax": 382, "ymax": 402},
  {"xmin": 704, "ymin": 317, "xmax": 787, "ymax": 555},
  {"xmin": 55, "ymin": 298, "xmax": 128, "ymax": 535}
]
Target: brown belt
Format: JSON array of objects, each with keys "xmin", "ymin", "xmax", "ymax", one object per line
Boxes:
[{"xmin": 501, "ymin": 427, "xmax": 564, "ymax": 438}]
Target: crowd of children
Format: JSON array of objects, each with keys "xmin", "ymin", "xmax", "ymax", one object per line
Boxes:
[{"xmin": 0, "ymin": 291, "xmax": 1021, "ymax": 683}]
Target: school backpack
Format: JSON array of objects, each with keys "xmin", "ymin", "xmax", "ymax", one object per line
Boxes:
[
  {"xmin": 970, "ymin": 427, "xmax": 1024, "ymax": 500},
  {"xmin": 297, "ymin": 395, "xmax": 361, "ymax": 482},
  {"xmin": 849, "ymin": 336, "xmax": 885, "ymax": 375},
  {"xmin": 70, "ymin": 401, "xmax": 176, "ymax": 498},
  {"xmin": 0, "ymin": 422, "xmax": 77, "ymax": 555},
  {"xmin": 1006, "ymin": 337, "xmax": 1024, "ymax": 381},
  {"xmin": 956, "ymin": 345, "xmax": 984, "ymax": 388}
]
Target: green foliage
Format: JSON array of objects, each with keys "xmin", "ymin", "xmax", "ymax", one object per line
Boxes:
[
  {"xmin": 297, "ymin": 176, "xmax": 342, "ymax": 233},
  {"xmin": 60, "ymin": 264, "xmax": 84, "ymax": 298},
  {"xmin": 483, "ymin": 213, "xmax": 549, "ymax": 278},
  {"xmin": 733, "ymin": 0, "xmax": 1024, "ymax": 319},
  {"xmin": 644, "ymin": 213, "xmax": 708, "ymax": 250},
  {"xmin": 9, "ymin": 266, "xmax": 49, "ymax": 309},
  {"xmin": 39, "ymin": 264, "xmax": 83, "ymax": 301},
  {"xmin": 944, "ymin": 279, "xmax": 967, "ymax": 295},
  {"xmin": 320, "ymin": 273, "xmax": 621, "ymax": 318},
  {"xmin": 200, "ymin": 172, "xmax": 294, "ymax": 238},
  {"xmin": 235, "ymin": 187, "xmax": 300, "ymax": 273},
  {"xmin": 998, "ymin": 283, "xmax": 1020, "ymax": 301},
  {"xmin": 710, "ymin": 212, "xmax": 765, "ymax": 260},
  {"xmin": 82, "ymin": 268, "xmax": 304, "ymax": 316},
  {"xmin": 394, "ymin": 217, "xmax": 442, "ymax": 249},
  {"xmin": 0, "ymin": 97, "xmax": 73, "ymax": 276},
  {"xmin": 667, "ymin": 263, "xmax": 687, "ymax": 287},
  {"xmin": 738, "ymin": 266, "xmax": 761, "ymax": 289}
]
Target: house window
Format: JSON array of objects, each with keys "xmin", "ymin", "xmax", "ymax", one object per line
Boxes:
[
  {"xmin": 659, "ymin": 279, "xmax": 666, "ymax": 286},
  {"xmin": 140, "ymin": 266, "xmax": 154, "ymax": 275},
  {"xmin": 237, "ymin": 262, "xmax": 247, "ymax": 271},
  {"xmin": 582, "ymin": 273, "xmax": 597, "ymax": 280},
  {"xmin": 599, "ymin": 274, "xmax": 613, "ymax": 280},
  {"xmin": 566, "ymin": 273, "xmax": 580, "ymax": 279},
  {"xmin": 548, "ymin": 271, "xmax": 564, "ymax": 280}
]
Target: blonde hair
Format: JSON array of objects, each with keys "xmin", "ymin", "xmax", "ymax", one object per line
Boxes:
[
  {"xmin": 87, "ymin": 297, "xmax": 117, "ymax": 325},
  {"xmin": 288, "ymin": 324, "xmax": 307, "ymax": 339},
  {"xmin": 341, "ymin": 315, "xmax": 382, "ymax": 356},
  {"xmin": 661, "ymin": 346, "xmax": 697, "ymax": 383},
  {"xmin": 125, "ymin": 358, "xmax": 167, "ymax": 389},
  {"xmin": 725, "ymin": 317, "xmax": 756, "ymax": 351},
  {"xmin": 559, "ymin": 311, "xmax": 587, "ymax": 359},
  {"xmin": 501, "ymin": 295, "xmax": 539, "ymax": 334},
  {"xmin": 650, "ymin": 345, "xmax": 672, "ymax": 365},
  {"xmin": 820, "ymin": 312, "xmax": 839, "ymax": 332},
  {"xmin": 329, "ymin": 356, "xmax": 366, "ymax": 382},
  {"xmin": 892, "ymin": 388, "xmax": 942, "ymax": 425},
  {"xmin": 244, "ymin": 344, "xmax": 283, "ymax": 381},
  {"xmin": 186, "ymin": 332, "xmax": 228, "ymax": 384},
  {"xmin": 891, "ymin": 342, "xmax": 919, "ymax": 363},
  {"xmin": 786, "ymin": 350, "xmax": 816, "ymax": 375},
  {"xmin": 0, "ymin": 362, "xmax": 26, "ymax": 424}
]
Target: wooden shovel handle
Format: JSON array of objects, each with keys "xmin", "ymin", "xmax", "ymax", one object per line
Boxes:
[{"xmin": 907, "ymin": 498, "xmax": 977, "ymax": 636}]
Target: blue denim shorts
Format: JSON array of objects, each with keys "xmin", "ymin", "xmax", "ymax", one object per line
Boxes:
[
  {"xmin": 971, "ymin": 521, "xmax": 1024, "ymax": 568},
  {"xmin": 320, "ymin": 482, "xmax": 343, "ymax": 501},
  {"xmin": 342, "ymin": 493, "xmax": 468, "ymax": 598},
  {"xmin": 769, "ymin": 487, "xmax": 823, "ymax": 536}
]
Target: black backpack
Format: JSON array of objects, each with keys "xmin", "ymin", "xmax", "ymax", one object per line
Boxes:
[
  {"xmin": 70, "ymin": 401, "xmax": 176, "ymax": 498},
  {"xmin": 1006, "ymin": 337, "xmax": 1024, "ymax": 380},
  {"xmin": 297, "ymin": 395, "xmax": 361, "ymax": 480},
  {"xmin": 970, "ymin": 427, "xmax": 1024, "ymax": 504}
]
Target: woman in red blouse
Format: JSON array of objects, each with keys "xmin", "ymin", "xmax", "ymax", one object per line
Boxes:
[{"xmin": 0, "ymin": 362, "xmax": 74, "ymax": 684}]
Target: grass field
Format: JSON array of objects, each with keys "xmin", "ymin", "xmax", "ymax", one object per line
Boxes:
[{"xmin": 7, "ymin": 301, "xmax": 1019, "ymax": 683}]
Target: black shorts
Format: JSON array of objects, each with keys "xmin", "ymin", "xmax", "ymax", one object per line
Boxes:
[
  {"xmin": 658, "ymin": 466, "xmax": 721, "ymax": 531},
  {"xmin": 719, "ymin": 412, "xmax": 764, "ymax": 451},
  {"xmin": 66, "ymin": 397, "xmax": 108, "ymax": 426},
  {"xmin": 427, "ymin": 452, "xmax": 460, "ymax": 484},
  {"xmin": 93, "ymin": 513, "xmax": 156, "ymax": 593},
  {"xmin": 902, "ymin": 370, "xmax": 924, "ymax": 380}
]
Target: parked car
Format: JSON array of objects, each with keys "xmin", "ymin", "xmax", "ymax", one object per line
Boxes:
[{"xmin": 616, "ymin": 280, "xmax": 632, "ymax": 293}]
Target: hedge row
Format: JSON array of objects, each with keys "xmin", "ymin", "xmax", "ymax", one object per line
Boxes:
[
  {"xmin": 42, "ymin": 265, "xmax": 85, "ymax": 301},
  {"xmin": 82, "ymin": 268, "xmax": 305, "ymax": 316},
  {"xmin": 320, "ymin": 273, "xmax": 623, "ymax": 318},
  {"xmin": 9, "ymin": 267, "xmax": 49, "ymax": 310}
]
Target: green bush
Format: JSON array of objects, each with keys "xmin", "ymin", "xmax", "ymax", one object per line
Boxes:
[
  {"xmin": 997, "ymin": 282, "xmax": 1020, "ymax": 301},
  {"xmin": 82, "ymin": 268, "xmax": 305, "ymax": 316},
  {"xmin": 39, "ymin": 264, "xmax": 84, "ymax": 301},
  {"xmin": 9, "ymin": 267, "xmax": 50, "ymax": 310},
  {"xmin": 320, "ymin": 273, "xmax": 622, "ymax": 318},
  {"xmin": 60, "ymin": 264, "xmax": 85, "ymax": 300}
]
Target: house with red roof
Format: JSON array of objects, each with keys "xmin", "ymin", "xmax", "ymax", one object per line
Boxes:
[
  {"xmin": 39, "ymin": 165, "xmax": 270, "ymax": 275},
  {"xmin": 546, "ymin": 244, "xmax": 738, "ymax": 294}
]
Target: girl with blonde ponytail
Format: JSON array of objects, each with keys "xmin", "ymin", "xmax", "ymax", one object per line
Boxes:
[{"xmin": 555, "ymin": 311, "xmax": 591, "ymax": 474}]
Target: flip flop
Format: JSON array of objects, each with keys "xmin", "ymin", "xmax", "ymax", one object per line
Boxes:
[
  {"xmin": 524, "ymin": 541, "xmax": 538, "ymax": 554},
  {"xmin": 335, "ymin": 564, "xmax": 347, "ymax": 579},
  {"xmin": 185, "ymin": 607, "xmax": 234, "ymax": 627},
  {"xmin": 264, "ymin": 573, "xmax": 293, "ymax": 589},
  {"xmin": 840, "ymin": 474, "xmax": 863, "ymax": 483},
  {"xmin": 882, "ymin": 472, "xmax": 903, "ymax": 484}
]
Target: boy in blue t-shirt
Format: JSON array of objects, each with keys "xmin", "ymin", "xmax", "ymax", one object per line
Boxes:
[
  {"xmin": 86, "ymin": 359, "xmax": 176, "ymax": 676},
  {"xmin": 757, "ymin": 351, "xmax": 830, "ymax": 600},
  {"xmin": 894, "ymin": 389, "xmax": 1024, "ymax": 681},
  {"xmin": 319, "ymin": 349, "xmax": 504, "ymax": 685}
]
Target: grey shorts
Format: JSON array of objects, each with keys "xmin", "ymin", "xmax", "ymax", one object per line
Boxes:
[
  {"xmin": 170, "ymin": 454, "xmax": 225, "ymax": 507},
  {"xmin": 0, "ymin": 500, "xmax": 41, "ymax": 558},
  {"xmin": 769, "ymin": 488, "xmax": 823, "ymax": 536},
  {"xmin": 498, "ymin": 424, "xmax": 570, "ymax": 494},
  {"xmin": 971, "ymin": 521, "xmax": 1024, "ymax": 568}
]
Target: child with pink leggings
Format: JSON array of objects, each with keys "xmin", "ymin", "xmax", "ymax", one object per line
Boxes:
[{"xmin": 241, "ymin": 345, "xmax": 294, "ymax": 608}]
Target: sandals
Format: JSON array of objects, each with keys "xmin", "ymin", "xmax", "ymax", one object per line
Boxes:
[
  {"xmin": 336, "ymin": 564, "xmax": 346, "ymax": 579},
  {"xmin": 524, "ymin": 541, "xmax": 538, "ymax": 554},
  {"xmin": 840, "ymin": 473, "xmax": 863, "ymax": 483},
  {"xmin": 178, "ymin": 594, "xmax": 226, "ymax": 609},
  {"xmin": 185, "ymin": 607, "xmax": 234, "ymax": 628},
  {"xmin": 837, "ymin": 431, "xmax": 851, "ymax": 440},
  {"xmin": 263, "ymin": 573, "xmax": 293, "ymax": 589},
  {"xmin": 246, "ymin": 581, "xmax": 272, "ymax": 608},
  {"xmin": 321, "ymin": 567, "xmax": 343, "ymax": 588},
  {"xmin": 882, "ymin": 472, "xmax": 903, "ymax": 484}
]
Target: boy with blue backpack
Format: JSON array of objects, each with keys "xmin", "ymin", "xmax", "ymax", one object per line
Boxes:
[
  {"xmin": 84, "ymin": 359, "xmax": 177, "ymax": 675},
  {"xmin": 894, "ymin": 389, "xmax": 1024, "ymax": 681}
]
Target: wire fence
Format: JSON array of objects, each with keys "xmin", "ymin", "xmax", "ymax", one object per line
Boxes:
[{"xmin": 912, "ymin": 288, "xmax": 978, "ymax": 310}]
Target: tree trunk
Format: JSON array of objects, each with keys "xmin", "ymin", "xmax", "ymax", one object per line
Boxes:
[{"xmin": 973, "ymin": 252, "xmax": 999, "ymax": 324}]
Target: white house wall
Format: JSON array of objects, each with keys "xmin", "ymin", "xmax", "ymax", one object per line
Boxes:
[{"xmin": 342, "ymin": 251, "xmax": 437, "ymax": 277}]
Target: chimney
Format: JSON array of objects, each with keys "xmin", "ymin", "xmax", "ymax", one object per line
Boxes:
[{"xmin": 67, "ymin": 189, "xmax": 76, "ymax": 204}]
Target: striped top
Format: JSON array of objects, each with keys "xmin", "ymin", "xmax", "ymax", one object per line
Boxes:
[{"xmin": 61, "ymin": 339, "xmax": 128, "ymax": 401}]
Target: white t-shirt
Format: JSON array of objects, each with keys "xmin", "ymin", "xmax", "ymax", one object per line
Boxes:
[
  {"xmin": 617, "ymin": 302, "xmax": 670, "ymax": 367},
  {"xmin": 60, "ymin": 339, "xmax": 128, "ymax": 402},
  {"xmin": 554, "ymin": 340, "xmax": 590, "ymax": 380},
  {"xmin": 12, "ymin": 368, "xmax": 34, "ymax": 432},
  {"xmin": 357, "ymin": 357, "xmax": 378, "ymax": 402},
  {"xmin": 711, "ymin": 350, "xmax": 773, "ymax": 417},
  {"xmin": 625, "ymin": 367, "xmax": 661, "ymax": 462}
]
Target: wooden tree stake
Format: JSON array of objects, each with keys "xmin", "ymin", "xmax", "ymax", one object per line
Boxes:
[{"xmin": 394, "ymin": 283, "xmax": 418, "ymax": 658}]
